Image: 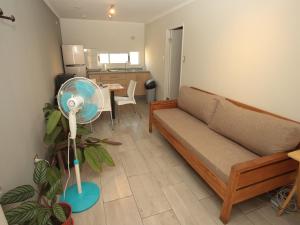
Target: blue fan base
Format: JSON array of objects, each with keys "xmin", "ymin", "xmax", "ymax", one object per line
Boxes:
[{"xmin": 60, "ymin": 182, "xmax": 100, "ymax": 213}]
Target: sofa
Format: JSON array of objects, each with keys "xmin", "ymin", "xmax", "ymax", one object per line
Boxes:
[{"xmin": 149, "ymin": 86, "xmax": 300, "ymax": 224}]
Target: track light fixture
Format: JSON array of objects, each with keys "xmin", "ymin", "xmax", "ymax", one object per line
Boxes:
[
  {"xmin": 107, "ymin": 5, "xmax": 115, "ymax": 19},
  {"xmin": 109, "ymin": 5, "xmax": 116, "ymax": 15}
]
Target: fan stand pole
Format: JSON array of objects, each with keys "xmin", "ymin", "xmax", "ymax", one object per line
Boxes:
[
  {"xmin": 60, "ymin": 110, "xmax": 100, "ymax": 213},
  {"xmin": 69, "ymin": 110, "xmax": 83, "ymax": 194},
  {"xmin": 73, "ymin": 139, "xmax": 83, "ymax": 194}
]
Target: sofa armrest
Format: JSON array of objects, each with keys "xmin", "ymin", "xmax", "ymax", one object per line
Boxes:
[
  {"xmin": 232, "ymin": 152, "xmax": 290, "ymax": 173},
  {"xmin": 149, "ymin": 100, "xmax": 177, "ymax": 132},
  {"xmin": 228, "ymin": 152, "xmax": 297, "ymax": 193},
  {"xmin": 220, "ymin": 152, "xmax": 297, "ymax": 223}
]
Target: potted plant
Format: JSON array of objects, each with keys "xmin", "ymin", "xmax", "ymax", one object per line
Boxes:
[
  {"xmin": 0, "ymin": 160, "xmax": 72, "ymax": 225},
  {"xmin": 43, "ymin": 103, "xmax": 120, "ymax": 172}
]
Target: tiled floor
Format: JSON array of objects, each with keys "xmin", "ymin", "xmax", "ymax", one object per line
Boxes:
[{"xmin": 73, "ymin": 98, "xmax": 300, "ymax": 225}]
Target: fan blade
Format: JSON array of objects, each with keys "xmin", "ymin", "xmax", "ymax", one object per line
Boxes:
[
  {"xmin": 60, "ymin": 92, "xmax": 72, "ymax": 113},
  {"xmin": 74, "ymin": 80, "xmax": 95, "ymax": 98},
  {"xmin": 80, "ymin": 103, "xmax": 98, "ymax": 121}
]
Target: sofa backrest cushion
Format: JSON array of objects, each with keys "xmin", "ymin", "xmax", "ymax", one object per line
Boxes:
[
  {"xmin": 208, "ymin": 100, "xmax": 300, "ymax": 156},
  {"xmin": 178, "ymin": 86, "xmax": 220, "ymax": 124}
]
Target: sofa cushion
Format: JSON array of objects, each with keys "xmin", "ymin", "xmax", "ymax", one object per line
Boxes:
[
  {"xmin": 154, "ymin": 108, "xmax": 258, "ymax": 181},
  {"xmin": 178, "ymin": 86, "xmax": 220, "ymax": 124},
  {"xmin": 208, "ymin": 100, "xmax": 300, "ymax": 156}
]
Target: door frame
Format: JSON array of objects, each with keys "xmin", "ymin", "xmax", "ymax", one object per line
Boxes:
[{"xmin": 164, "ymin": 23, "xmax": 185, "ymax": 99}]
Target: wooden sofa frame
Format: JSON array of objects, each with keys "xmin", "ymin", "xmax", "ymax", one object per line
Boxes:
[{"xmin": 149, "ymin": 88, "xmax": 299, "ymax": 224}]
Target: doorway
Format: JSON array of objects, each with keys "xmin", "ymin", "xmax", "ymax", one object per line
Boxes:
[{"xmin": 165, "ymin": 26, "xmax": 184, "ymax": 99}]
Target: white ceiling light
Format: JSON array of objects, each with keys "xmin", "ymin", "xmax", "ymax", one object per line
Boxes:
[
  {"xmin": 107, "ymin": 5, "xmax": 115, "ymax": 19},
  {"xmin": 109, "ymin": 5, "xmax": 116, "ymax": 15}
]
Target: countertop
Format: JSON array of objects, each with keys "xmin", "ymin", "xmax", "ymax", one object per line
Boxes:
[{"xmin": 87, "ymin": 70, "xmax": 150, "ymax": 75}]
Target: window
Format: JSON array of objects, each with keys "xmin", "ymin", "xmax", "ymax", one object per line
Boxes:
[
  {"xmin": 129, "ymin": 52, "xmax": 139, "ymax": 65},
  {"xmin": 98, "ymin": 52, "xmax": 139, "ymax": 65},
  {"xmin": 109, "ymin": 53, "xmax": 128, "ymax": 63},
  {"xmin": 99, "ymin": 53, "xmax": 109, "ymax": 64}
]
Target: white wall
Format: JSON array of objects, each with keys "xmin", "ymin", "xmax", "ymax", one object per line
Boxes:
[
  {"xmin": 60, "ymin": 18, "xmax": 145, "ymax": 65},
  {"xmin": 145, "ymin": 0, "xmax": 300, "ymax": 121},
  {"xmin": 0, "ymin": 0, "xmax": 63, "ymax": 192}
]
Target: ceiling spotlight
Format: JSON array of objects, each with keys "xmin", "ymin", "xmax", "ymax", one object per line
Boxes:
[{"xmin": 109, "ymin": 5, "xmax": 116, "ymax": 15}]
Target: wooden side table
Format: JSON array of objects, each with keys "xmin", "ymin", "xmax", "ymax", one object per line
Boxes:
[{"xmin": 278, "ymin": 150, "xmax": 300, "ymax": 215}]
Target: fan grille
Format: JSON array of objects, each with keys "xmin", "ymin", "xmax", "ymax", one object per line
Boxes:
[{"xmin": 57, "ymin": 77, "xmax": 104, "ymax": 124}]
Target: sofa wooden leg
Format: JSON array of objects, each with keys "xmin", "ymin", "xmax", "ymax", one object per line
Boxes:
[
  {"xmin": 220, "ymin": 199, "xmax": 233, "ymax": 224},
  {"xmin": 149, "ymin": 122, "xmax": 152, "ymax": 133},
  {"xmin": 149, "ymin": 113, "xmax": 153, "ymax": 133},
  {"xmin": 297, "ymin": 166, "xmax": 300, "ymax": 209}
]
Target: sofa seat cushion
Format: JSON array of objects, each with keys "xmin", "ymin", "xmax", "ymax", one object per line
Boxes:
[
  {"xmin": 154, "ymin": 108, "xmax": 258, "ymax": 182},
  {"xmin": 209, "ymin": 100, "xmax": 300, "ymax": 156},
  {"xmin": 178, "ymin": 86, "xmax": 221, "ymax": 124}
]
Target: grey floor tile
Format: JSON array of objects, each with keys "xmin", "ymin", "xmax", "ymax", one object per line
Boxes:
[
  {"xmin": 129, "ymin": 173, "xmax": 171, "ymax": 217},
  {"xmin": 104, "ymin": 197, "xmax": 143, "ymax": 225}
]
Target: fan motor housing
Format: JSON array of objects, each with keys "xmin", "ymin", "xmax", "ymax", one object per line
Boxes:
[{"xmin": 67, "ymin": 96, "xmax": 84, "ymax": 110}]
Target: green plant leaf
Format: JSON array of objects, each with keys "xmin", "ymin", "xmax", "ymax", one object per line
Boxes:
[
  {"xmin": 86, "ymin": 137, "xmax": 101, "ymax": 144},
  {"xmin": 37, "ymin": 207, "xmax": 52, "ymax": 225},
  {"xmin": 101, "ymin": 138, "xmax": 122, "ymax": 145},
  {"xmin": 47, "ymin": 145, "xmax": 56, "ymax": 158},
  {"xmin": 0, "ymin": 185, "xmax": 35, "ymax": 205},
  {"xmin": 94, "ymin": 147, "xmax": 104, "ymax": 164},
  {"xmin": 43, "ymin": 103, "xmax": 55, "ymax": 118},
  {"xmin": 46, "ymin": 167, "xmax": 61, "ymax": 186},
  {"xmin": 77, "ymin": 149, "xmax": 85, "ymax": 165},
  {"xmin": 46, "ymin": 180, "xmax": 62, "ymax": 200},
  {"xmin": 60, "ymin": 115, "xmax": 68, "ymax": 133},
  {"xmin": 46, "ymin": 110, "xmax": 61, "ymax": 135},
  {"xmin": 77, "ymin": 126, "xmax": 92, "ymax": 136},
  {"xmin": 28, "ymin": 218, "xmax": 38, "ymax": 225},
  {"xmin": 95, "ymin": 145, "xmax": 115, "ymax": 166},
  {"xmin": 4, "ymin": 201, "xmax": 38, "ymax": 224},
  {"xmin": 47, "ymin": 220, "xmax": 54, "ymax": 225},
  {"xmin": 53, "ymin": 203, "xmax": 66, "ymax": 222},
  {"xmin": 84, "ymin": 146, "xmax": 102, "ymax": 172},
  {"xmin": 33, "ymin": 160, "xmax": 49, "ymax": 185},
  {"xmin": 44, "ymin": 126, "xmax": 62, "ymax": 145},
  {"xmin": 43, "ymin": 103, "xmax": 53, "ymax": 111}
]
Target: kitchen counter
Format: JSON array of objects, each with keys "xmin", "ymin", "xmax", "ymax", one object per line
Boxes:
[
  {"xmin": 88, "ymin": 71, "xmax": 151, "ymax": 96},
  {"xmin": 87, "ymin": 70, "xmax": 150, "ymax": 75}
]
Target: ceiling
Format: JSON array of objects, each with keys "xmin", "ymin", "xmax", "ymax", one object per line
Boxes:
[{"xmin": 44, "ymin": 0, "xmax": 193, "ymax": 23}]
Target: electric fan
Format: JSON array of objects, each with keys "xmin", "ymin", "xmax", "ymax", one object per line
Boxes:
[{"xmin": 57, "ymin": 77, "xmax": 104, "ymax": 213}]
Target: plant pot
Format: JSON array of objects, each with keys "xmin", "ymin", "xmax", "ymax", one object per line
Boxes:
[{"xmin": 59, "ymin": 202, "xmax": 73, "ymax": 225}]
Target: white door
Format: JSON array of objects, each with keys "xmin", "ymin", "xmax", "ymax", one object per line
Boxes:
[{"xmin": 167, "ymin": 28, "xmax": 183, "ymax": 99}]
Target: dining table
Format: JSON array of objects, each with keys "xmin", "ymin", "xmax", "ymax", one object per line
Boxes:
[{"xmin": 101, "ymin": 83, "xmax": 124, "ymax": 119}]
